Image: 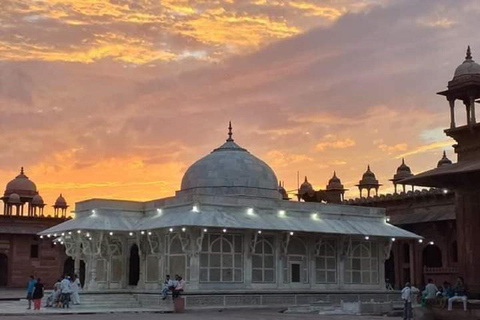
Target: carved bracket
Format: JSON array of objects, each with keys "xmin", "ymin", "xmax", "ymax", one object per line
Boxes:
[
  {"xmin": 179, "ymin": 232, "xmax": 191, "ymax": 253},
  {"xmin": 340, "ymin": 236, "xmax": 352, "ymax": 259},
  {"xmin": 147, "ymin": 233, "xmax": 161, "ymax": 255},
  {"xmin": 192, "ymin": 230, "xmax": 205, "ymax": 257},
  {"xmin": 249, "ymin": 232, "xmax": 259, "ymax": 255},
  {"xmin": 384, "ymin": 240, "xmax": 393, "ymax": 260},
  {"xmin": 314, "ymin": 237, "xmax": 324, "ymax": 256},
  {"xmin": 281, "ymin": 233, "xmax": 291, "ymax": 256}
]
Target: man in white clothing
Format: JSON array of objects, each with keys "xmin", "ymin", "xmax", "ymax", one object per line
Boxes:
[
  {"xmin": 401, "ymin": 282, "xmax": 419, "ymax": 320},
  {"xmin": 424, "ymin": 278, "xmax": 438, "ymax": 300},
  {"xmin": 71, "ymin": 274, "xmax": 81, "ymax": 305},
  {"xmin": 60, "ymin": 276, "xmax": 72, "ymax": 308}
]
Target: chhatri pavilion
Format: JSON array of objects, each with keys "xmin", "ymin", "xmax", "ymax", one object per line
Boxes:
[{"xmin": 40, "ymin": 124, "xmax": 419, "ymax": 292}]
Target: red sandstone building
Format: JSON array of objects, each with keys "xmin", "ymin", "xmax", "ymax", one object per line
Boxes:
[
  {"xmin": 0, "ymin": 168, "xmax": 70, "ymax": 288},
  {"xmin": 298, "ymin": 47, "xmax": 480, "ymax": 293}
]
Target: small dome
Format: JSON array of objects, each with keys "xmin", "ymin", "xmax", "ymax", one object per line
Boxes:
[
  {"xmin": 54, "ymin": 193, "xmax": 67, "ymax": 207},
  {"xmin": 326, "ymin": 171, "xmax": 344, "ymax": 190},
  {"xmin": 437, "ymin": 151, "xmax": 453, "ymax": 167},
  {"xmin": 392, "ymin": 158, "xmax": 413, "ymax": 181},
  {"xmin": 358, "ymin": 165, "xmax": 380, "ymax": 186},
  {"xmin": 453, "ymin": 46, "xmax": 480, "ymax": 79},
  {"xmin": 278, "ymin": 181, "xmax": 289, "ymax": 200},
  {"xmin": 31, "ymin": 194, "xmax": 44, "ymax": 205},
  {"xmin": 180, "ymin": 123, "xmax": 279, "ymax": 199},
  {"xmin": 298, "ymin": 176, "xmax": 314, "ymax": 195},
  {"xmin": 5, "ymin": 167, "xmax": 37, "ymax": 197},
  {"xmin": 8, "ymin": 193, "xmax": 21, "ymax": 204}
]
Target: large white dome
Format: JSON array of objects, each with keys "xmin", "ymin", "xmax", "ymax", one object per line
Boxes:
[{"xmin": 180, "ymin": 125, "xmax": 280, "ymax": 199}]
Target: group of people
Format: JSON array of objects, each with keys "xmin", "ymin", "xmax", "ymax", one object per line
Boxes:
[
  {"xmin": 161, "ymin": 274, "xmax": 186, "ymax": 300},
  {"xmin": 401, "ymin": 277, "xmax": 468, "ymax": 320},
  {"xmin": 421, "ymin": 277, "xmax": 468, "ymax": 311},
  {"xmin": 26, "ymin": 274, "xmax": 81, "ymax": 310}
]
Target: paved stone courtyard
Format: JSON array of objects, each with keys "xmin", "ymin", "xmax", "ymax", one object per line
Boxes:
[{"xmin": 1, "ymin": 309, "xmax": 400, "ymax": 320}]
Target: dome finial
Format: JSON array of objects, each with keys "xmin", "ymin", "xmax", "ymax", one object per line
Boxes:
[
  {"xmin": 402, "ymin": 158, "xmax": 405, "ymax": 165},
  {"xmin": 227, "ymin": 121, "xmax": 234, "ymax": 142},
  {"xmin": 20, "ymin": 167, "xmax": 24, "ymax": 175},
  {"xmin": 466, "ymin": 45, "xmax": 472, "ymax": 60}
]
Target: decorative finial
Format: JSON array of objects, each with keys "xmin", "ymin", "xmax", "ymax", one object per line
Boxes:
[
  {"xmin": 20, "ymin": 167, "xmax": 24, "ymax": 174},
  {"xmin": 402, "ymin": 158, "xmax": 405, "ymax": 165},
  {"xmin": 333, "ymin": 171, "xmax": 337, "ymax": 177},
  {"xmin": 367, "ymin": 165, "xmax": 371, "ymax": 171},
  {"xmin": 466, "ymin": 46, "xmax": 472, "ymax": 60},
  {"xmin": 304, "ymin": 176, "xmax": 308, "ymax": 182},
  {"xmin": 227, "ymin": 121, "xmax": 233, "ymax": 142},
  {"xmin": 443, "ymin": 150, "xmax": 447, "ymax": 158}
]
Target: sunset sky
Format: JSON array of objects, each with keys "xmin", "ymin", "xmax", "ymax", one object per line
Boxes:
[{"xmin": 0, "ymin": 0, "xmax": 478, "ymax": 213}]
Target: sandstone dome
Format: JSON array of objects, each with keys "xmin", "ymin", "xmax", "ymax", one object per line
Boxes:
[
  {"xmin": 4, "ymin": 167, "xmax": 37, "ymax": 197},
  {"xmin": 55, "ymin": 194, "xmax": 68, "ymax": 207},
  {"xmin": 180, "ymin": 124, "xmax": 279, "ymax": 199},
  {"xmin": 32, "ymin": 194, "xmax": 44, "ymax": 205}
]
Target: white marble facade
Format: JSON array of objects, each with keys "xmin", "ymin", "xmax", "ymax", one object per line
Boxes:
[
  {"xmin": 41, "ymin": 127, "xmax": 419, "ymax": 292},
  {"xmin": 60, "ymin": 226, "xmax": 393, "ymax": 292}
]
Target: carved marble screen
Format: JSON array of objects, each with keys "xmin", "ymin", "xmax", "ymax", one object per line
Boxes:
[
  {"xmin": 252, "ymin": 236, "xmax": 275, "ymax": 283},
  {"xmin": 199, "ymin": 233, "xmax": 243, "ymax": 283},
  {"xmin": 344, "ymin": 241, "xmax": 379, "ymax": 284},
  {"xmin": 315, "ymin": 239, "xmax": 337, "ymax": 283}
]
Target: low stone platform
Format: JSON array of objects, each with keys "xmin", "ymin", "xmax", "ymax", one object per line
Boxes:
[
  {"xmin": 0, "ymin": 290, "xmax": 402, "ymax": 316},
  {"xmin": 415, "ymin": 301, "xmax": 480, "ymax": 320}
]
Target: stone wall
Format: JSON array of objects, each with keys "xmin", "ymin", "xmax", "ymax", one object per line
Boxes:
[
  {"xmin": 134, "ymin": 291, "xmax": 402, "ymax": 309},
  {"xmin": 0, "ymin": 233, "xmax": 66, "ymax": 288}
]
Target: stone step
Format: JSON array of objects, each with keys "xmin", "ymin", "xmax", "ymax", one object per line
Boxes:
[{"xmin": 285, "ymin": 303, "xmax": 337, "ymax": 314}]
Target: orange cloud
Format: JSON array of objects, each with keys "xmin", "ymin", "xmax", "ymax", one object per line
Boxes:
[
  {"xmin": 316, "ymin": 138, "xmax": 356, "ymax": 151},
  {"xmin": 378, "ymin": 143, "xmax": 408, "ymax": 153},
  {"xmin": 396, "ymin": 140, "xmax": 454, "ymax": 158}
]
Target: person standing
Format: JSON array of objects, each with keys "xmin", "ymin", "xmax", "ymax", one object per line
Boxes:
[
  {"xmin": 401, "ymin": 282, "xmax": 419, "ymax": 320},
  {"xmin": 71, "ymin": 274, "xmax": 81, "ymax": 305},
  {"xmin": 26, "ymin": 275, "xmax": 36, "ymax": 310},
  {"xmin": 60, "ymin": 275, "xmax": 72, "ymax": 308},
  {"xmin": 32, "ymin": 278, "xmax": 44, "ymax": 311}
]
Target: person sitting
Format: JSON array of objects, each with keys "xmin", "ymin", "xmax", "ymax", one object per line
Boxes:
[
  {"xmin": 45, "ymin": 278, "xmax": 62, "ymax": 307},
  {"xmin": 423, "ymin": 278, "xmax": 438, "ymax": 305},
  {"xmin": 440, "ymin": 282, "xmax": 454, "ymax": 309},
  {"xmin": 161, "ymin": 275, "xmax": 176, "ymax": 300},
  {"xmin": 172, "ymin": 275, "xmax": 185, "ymax": 299},
  {"xmin": 448, "ymin": 277, "xmax": 468, "ymax": 311}
]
